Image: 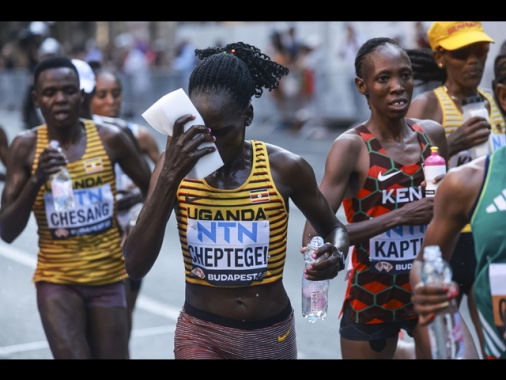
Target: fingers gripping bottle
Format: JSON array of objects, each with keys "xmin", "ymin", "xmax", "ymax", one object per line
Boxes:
[
  {"xmin": 301, "ymin": 236, "xmax": 329, "ymax": 323},
  {"xmin": 462, "ymin": 94, "xmax": 491, "ymax": 159},
  {"xmin": 423, "ymin": 146, "xmax": 446, "ymax": 198},
  {"xmin": 420, "ymin": 245, "xmax": 465, "ymax": 359},
  {"xmin": 49, "ymin": 140, "xmax": 75, "ymax": 212}
]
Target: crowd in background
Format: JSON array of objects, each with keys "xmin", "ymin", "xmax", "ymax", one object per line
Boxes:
[
  {"xmin": 0, "ymin": 22, "xmax": 169, "ymax": 71},
  {"xmin": 0, "ymin": 22, "xmax": 437, "ymax": 126},
  {"xmin": 0, "ymin": 21, "xmax": 506, "ymax": 359}
]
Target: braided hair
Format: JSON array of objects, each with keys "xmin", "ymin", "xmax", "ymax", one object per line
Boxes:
[
  {"xmin": 406, "ymin": 47, "xmax": 447, "ymax": 86},
  {"xmin": 354, "ymin": 37, "xmax": 406, "ymax": 79},
  {"xmin": 188, "ymin": 42, "xmax": 289, "ymax": 108}
]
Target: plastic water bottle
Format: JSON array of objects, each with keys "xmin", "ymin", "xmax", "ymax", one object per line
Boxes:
[
  {"xmin": 49, "ymin": 140, "xmax": 75, "ymax": 212},
  {"xmin": 301, "ymin": 236, "xmax": 329, "ymax": 323},
  {"xmin": 462, "ymin": 94, "xmax": 491, "ymax": 159},
  {"xmin": 420, "ymin": 245, "xmax": 465, "ymax": 359},
  {"xmin": 423, "ymin": 146, "xmax": 446, "ymax": 198}
]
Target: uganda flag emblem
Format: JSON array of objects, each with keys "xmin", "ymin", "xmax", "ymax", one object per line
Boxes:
[
  {"xmin": 250, "ymin": 189, "xmax": 270, "ymax": 204},
  {"xmin": 84, "ymin": 157, "xmax": 104, "ymax": 174}
]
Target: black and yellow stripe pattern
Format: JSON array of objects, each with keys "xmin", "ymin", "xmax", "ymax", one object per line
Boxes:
[
  {"xmin": 31, "ymin": 120, "xmax": 126, "ymax": 285},
  {"xmin": 434, "ymin": 86, "xmax": 505, "ymax": 141},
  {"xmin": 176, "ymin": 140, "xmax": 289, "ymax": 287},
  {"xmin": 435, "ymin": 85, "xmax": 506, "ymax": 233}
]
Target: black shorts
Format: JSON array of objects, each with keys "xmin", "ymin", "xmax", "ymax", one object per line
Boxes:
[
  {"xmin": 339, "ymin": 303, "xmax": 418, "ymax": 342},
  {"xmin": 449, "ymin": 231, "xmax": 476, "ymax": 303}
]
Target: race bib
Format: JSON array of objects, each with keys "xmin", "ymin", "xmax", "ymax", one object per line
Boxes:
[
  {"xmin": 44, "ymin": 183, "xmax": 114, "ymax": 239},
  {"xmin": 186, "ymin": 218, "xmax": 270, "ymax": 286},
  {"xmin": 369, "ymin": 225, "xmax": 426, "ymax": 274},
  {"xmin": 489, "ymin": 263, "xmax": 506, "ymax": 334}
]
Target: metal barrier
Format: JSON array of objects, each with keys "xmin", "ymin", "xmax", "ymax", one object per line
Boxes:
[{"xmin": 0, "ymin": 67, "xmax": 362, "ymax": 131}]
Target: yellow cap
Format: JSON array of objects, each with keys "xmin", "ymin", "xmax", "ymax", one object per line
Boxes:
[
  {"xmin": 427, "ymin": 22, "xmax": 494, "ymax": 51},
  {"xmin": 430, "ymin": 146, "xmax": 438, "ymax": 153}
]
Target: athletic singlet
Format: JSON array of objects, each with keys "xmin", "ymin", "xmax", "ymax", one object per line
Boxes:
[
  {"xmin": 94, "ymin": 114, "xmax": 145, "ymax": 230},
  {"xmin": 341, "ymin": 120, "xmax": 431, "ymax": 324},
  {"xmin": 93, "ymin": 114, "xmax": 141, "ymax": 193},
  {"xmin": 435, "ymin": 86, "xmax": 506, "ymax": 249},
  {"xmin": 114, "ymin": 122, "xmax": 140, "ymax": 192},
  {"xmin": 470, "ymin": 146, "xmax": 506, "ymax": 359},
  {"xmin": 176, "ymin": 140, "xmax": 288, "ymax": 288},
  {"xmin": 32, "ymin": 120, "xmax": 126, "ymax": 285},
  {"xmin": 434, "ymin": 86, "xmax": 506, "ymax": 169}
]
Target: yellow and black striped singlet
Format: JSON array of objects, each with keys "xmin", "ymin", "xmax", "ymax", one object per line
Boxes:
[
  {"xmin": 176, "ymin": 140, "xmax": 289, "ymax": 288},
  {"xmin": 435, "ymin": 85, "xmax": 506, "ymax": 233},
  {"xmin": 434, "ymin": 85, "xmax": 505, "ymax": 169},
  {"xmin": 32, "ymin": 120, "xmax": 126, "ymax": 285}
]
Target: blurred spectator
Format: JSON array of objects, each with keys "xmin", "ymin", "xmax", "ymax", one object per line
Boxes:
[
  {"xmin": 338, "ymin": 23, "xmax": 368, "ymax": 123},
  {"xmin": 414, "ymin": 21, "xmax": 430, "ymax": 49},
  {"xmin": 118, "ymin": 33, "xmax": 151, "ymax": 117},
  {"xmin": 267, "ymin": 30, "xmax": 300, "ymax": 131},
  {"xmin": 389, "ymin": 22, "xmax": 406, "ymax": 47},
  {"xmin": 19, "ymin": 21, "xmax": 49, "ymax": 72},
  {"xmin": 282, "ymin": 25, "xmax": 300, "ymax": 62},
  {"xmin": 0, "ymin": 42, "xmax": 16, "ymax": 69},
  {"xmin": 293, "ymin": 35, "xmax": 325, "ymax": 137},
  {"xmin": 38, "ymin": 37, "xmax": 62, "ymax": 58},
  {"xmin": 171, "ymin": 39, "xmax": 197, "ymax": 92},
  {"xmin": 145, "ymin": 39, "xmax": 166, "ymax": 67},
  {"xmin": 0, "ymin": 42, "xmax": 17, "ymax": 110},
  {"xmin": 21, "ymin": 35, "xmax": 63, "ymax": 130},
  {"xmin": 84, "ymin": 38, "xmax": 103, "ymax": 64},
  {"xmin": 113, "ymin": 33, "xmax": 132, "ymax": 69},
  {"xmin": 268, "ymin": 30, "xmax": 292, "ymax": 67}
]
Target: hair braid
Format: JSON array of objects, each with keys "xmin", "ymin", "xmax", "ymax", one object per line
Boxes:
[
  {"xmin": 406, "ymin": 48, "xmax": 447, "ymax": 86},
  {"xmin": 354, "ymin": 37, "xmax": 404, "ymax": 78},
  {"xmin": 190, "ymin": 42, "xmax": 289, "ymax": 108}
]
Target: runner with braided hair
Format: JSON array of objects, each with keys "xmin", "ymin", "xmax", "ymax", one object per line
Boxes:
[{"xmin": 123, "ymin": 41, "xmax": 349, "ymax": 359}]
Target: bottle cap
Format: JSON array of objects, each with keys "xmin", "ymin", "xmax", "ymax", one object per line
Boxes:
[
  {"xmin": 310, "ymin": 236, "xmax": 324, "ymax": 248},
  {"xmin": 430, "ymin": 146, "xmax": 438, "ymax": 153},
  {"xmin": 423, "ymin": 245, "xmax": 442, "ymax": 260}
]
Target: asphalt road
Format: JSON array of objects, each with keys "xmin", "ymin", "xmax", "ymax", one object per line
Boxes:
[
  {"xmin": 0, "ymin": 107, "xmax": 350, "ymax": 360},
  {"xmin": 0, "ymin": 107, "xmax": 478, "ymax": 360}
]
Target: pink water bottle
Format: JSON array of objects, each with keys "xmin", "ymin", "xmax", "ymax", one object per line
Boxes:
[{"xmin": 423, "ymin": 146, "xmax": 446, "ymax": 198}]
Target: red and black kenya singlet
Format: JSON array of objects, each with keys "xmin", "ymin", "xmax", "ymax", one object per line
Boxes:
[{"xmin": 341, "ymin": 120, "xmax": 431, "ymax": 324}]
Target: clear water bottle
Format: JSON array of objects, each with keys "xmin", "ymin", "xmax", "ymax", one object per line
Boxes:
[
  {"xmin": 420, "ymin": 245, "xmax": 465, "ymax": 359},
  {"xmin": 423, "ymin": 146, "xmax": 446, "ymax": 198},
  {"xmin": 462, "ymin": 94, "xmax": 491, "ymax": 159},
  {"xmin": 49, "ymin": 140, "xmax": 75, "ymax": 212},
  {"xmin": 301, "ymin": 236, "xmax": 329, "ymax": 323}
]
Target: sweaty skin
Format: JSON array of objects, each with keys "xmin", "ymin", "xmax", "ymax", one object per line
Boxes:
[
  {"xmin": 0, "ymin": 60, "xmax": 151, "ymax": 359},
  {"xmin": 302, "ymin": 40, "xmax": 448, "ymax": 359},
  {"xmin": 124, "ymin": 91, "xmax": 349, "ymax": 321}
]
